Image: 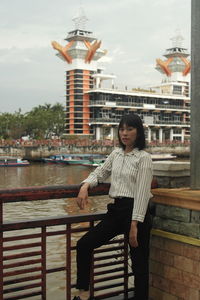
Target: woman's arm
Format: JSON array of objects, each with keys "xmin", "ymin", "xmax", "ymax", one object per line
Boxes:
[
  {"xmin": 81, "ymin": 150, "xmax": 115, "ymax": 188},
  {"xmin": 76, "ymin": 150, "xmax": 115, "ymax": 209},
  {"xmin": 129, "ymin": 220, "xmax": 138, "ymax": 248},
  {"xmin": 77, "ymin": 182, "xmax": 90, "ymax": 209},
  {"xmin": 132, "ymin": 154, "xmax": 153, "ymax": 222}
]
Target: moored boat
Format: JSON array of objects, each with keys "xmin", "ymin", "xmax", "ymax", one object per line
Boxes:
[
  {"xmin": 42, "ymin": 154, "xmax": 106, "ymax": 165},
  {"xmin": 151, "ymin": 153, "xmax": 177, "ymax": 161},
  {"xmin": 0, "ymin": 157, "xmax": 30, "ymax": 167},
  {"xmin": 42, "ymin": 155, "xmax": 70, "ymax": 164}
]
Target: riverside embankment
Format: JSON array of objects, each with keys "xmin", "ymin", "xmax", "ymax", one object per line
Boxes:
[{"xmin": 0, "ymin": 143, "xmax": 190, "ymax": 161}]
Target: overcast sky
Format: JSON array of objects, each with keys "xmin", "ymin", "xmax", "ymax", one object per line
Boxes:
[{"xmin": 0, "ymin": 0, "xmax": 191, "ymax": 113}]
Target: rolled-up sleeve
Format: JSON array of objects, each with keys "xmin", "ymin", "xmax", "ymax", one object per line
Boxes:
[
  {"xmin": 132, "ymin": 154, "xmax": 153, "ymax": 222},
  {"xmin": 82, "ymin": 151, "xmax": 115, "ymax": 188}
]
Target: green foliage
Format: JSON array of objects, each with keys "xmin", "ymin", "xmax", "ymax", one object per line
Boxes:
[{"xmin": 0, "ymin": 103, "xmax": 65, "ymax": 139}]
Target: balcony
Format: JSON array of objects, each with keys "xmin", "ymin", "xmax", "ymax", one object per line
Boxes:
[
  {"xmin": 89, "ymin": 100, "xmax": 190, "ymax": 112},
  {"xmin": 90, "ymin": 118, "xmax": 190, "ymax": 127}
]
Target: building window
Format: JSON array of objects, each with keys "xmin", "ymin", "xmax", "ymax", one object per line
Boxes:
[
  {"xmin": 74, "ymin": 95, "xmax": 83, "ymax": 100},
  {"xmin": 74, "ymin": 107, "xmax": 82, "ymax": 111},
  {"xmin": 74, "ymin": 89, "xmax": 83, "ymax": 94},
  {"xmin": 74, "ymin": 69, "xmax": 83, "ymax": 74},
  {"xmin": 75, "ymin": 129, "xmax": 83, "ymax": 134},
  {"xmin": 74, "ymin": 101, "xmax": 83, "ymax": 106},
  {"xmin": 74, "ymin": 84, "xmax": 83, "ymax": 88},
  {"xmin": 74, "ymin": 75, "xmax": 83, "ymax": 79},
  {"xmin": 173, "ymin": 85, "xmax": 182, "ymax": 95}
]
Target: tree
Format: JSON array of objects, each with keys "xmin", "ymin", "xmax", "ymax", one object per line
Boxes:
[
  {"xmin": 24, "ymin": 103, "xmax": 65, "ymax": 139},
  {"xmin": 0, "ymin": 110, "xmax": 26, "ymax": 139},
  {"xmin": 0, "ymin": 103, "xmax": 65, "ymax": 139}
]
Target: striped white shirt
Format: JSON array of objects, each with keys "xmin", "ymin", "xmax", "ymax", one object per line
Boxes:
[{"xmin": 82, "ymin": 147, "xmax": 153, "ymax": 222}]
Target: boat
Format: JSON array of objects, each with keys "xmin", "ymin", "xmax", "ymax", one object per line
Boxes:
[
  {"xmin": 80, "ymin": 160, "xmax": 104, "ymax": 167},
  {"xmin": 0, "ymin": 157, "xmax": 30, "ymax": 167},
  {"xmin": 42, "ymin": 154, "xmax": 106, "ymax": 165},
  {"xmin": 42, "ymin": 155, "xmax": 70, "ymax": 164},
  {"xmin": 151, "ymin": 153, "xmax": 177, "ymax": 161}
]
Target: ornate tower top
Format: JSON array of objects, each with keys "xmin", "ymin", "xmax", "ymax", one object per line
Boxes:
[
  {"xmin": 164, "ymin": 30, "xmax": 189, "ymax": 58},
  {"xmin": 155, "ymin": 31, "xmax": 191, "ymax": 79},
  {"xmin": 51, "ymin": 6, "xmax": 106, "ymax": 71},
  {"xmin": 72, "ymin": 6, "xmax": 89, "ymax": 30},
  {"xmin": 170, "ymin": 29, "xmax": 184, "ymax": 48}
]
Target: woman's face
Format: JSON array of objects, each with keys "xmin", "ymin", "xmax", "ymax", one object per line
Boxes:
[{"xmin": 119, "ymin": 124, "xmax": 138, "ymax": 149}]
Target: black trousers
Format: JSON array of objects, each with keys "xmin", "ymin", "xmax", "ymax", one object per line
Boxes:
[{"xmin": 76, "ymin": 198, "xmax": 152, "ymax": 300}]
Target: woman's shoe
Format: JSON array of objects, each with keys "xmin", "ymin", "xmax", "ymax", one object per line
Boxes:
[{"xmin": 72, "ymin": 296, "xmax": 95, "ymax": 300}]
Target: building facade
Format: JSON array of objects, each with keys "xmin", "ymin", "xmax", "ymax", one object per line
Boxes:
[{"xmin": 52, "ymin": 10, "xmax": 190, "ymax": 142}]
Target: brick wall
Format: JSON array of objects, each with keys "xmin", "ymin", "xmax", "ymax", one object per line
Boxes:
[
  {"xmin": 150, "ymin": 189, "xmax": 200, "ymax": 300},
  {"xmin": 150, "ymin": 234, "xmax": 200, "ymax": 300}
]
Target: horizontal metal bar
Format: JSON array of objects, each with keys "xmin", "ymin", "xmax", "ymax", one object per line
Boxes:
[
  {"xmin": 2, "ymin": 212, "xmax": 105, "ymax": 231},
  {"xmin": 94, "ymin": 267, "xmax": 125, "ymax": 276},
  {"xmin": 94, "ymin": 245, "xmax": 124, "ymax": 254},
  {"xmin": 4, "ymin": 290, "xmax": 42, "ymax": 300},
  {"xmin": 94, "ymin": 273, "xmax": 124, "ymax": 284},
  {"xmin": 46, "ymin": 266, "xmax": 66, "ymax": 274},
  {"xmin": 102, "ymin": 238, "xmax": 124, "ymax": 244},
  {"xmin": 3, "ymin": 242, "xmax": 41, "ymax": 251},
  {"xmin": 4, "ymin": 275, "xmax": 42, "ymax": 286},
  {"xmin": 93, "ymin": 260, "xmax": 124, "ymax": 269},
  {"xmin": 0, "ymin": 183, "xmax": 110, "ymax": 203},
  {"xmin": 3, "ymin": 233, "xmax": 42, "ymax": 242},
  {"xmin": 3, "ymin": 251, "xmax": 42, "ymax": 261},
  {"xmin": 94, "ymin": 281, "xmax": 125, "ymax": 292},
  {"xmin": 3, "ymin": 259, "xmax": 42, "ymax": 269},
  {"xmin": 94, "ymin": 253, "xmax": 124, "ymax": 261},
  {"xmin": 3, "ymin": 267, "xmax": 42, "ymax": 277},
  {"xmin": 4, "ymin": 282, "xmax": 41, "ymax": 294}
]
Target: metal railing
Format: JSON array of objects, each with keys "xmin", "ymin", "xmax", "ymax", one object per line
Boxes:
[{"xmin": 0, "ymin": 184, "xmax": 134, "ymax": 300}]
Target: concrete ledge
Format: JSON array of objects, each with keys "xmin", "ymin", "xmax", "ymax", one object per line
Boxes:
[
  {"xmin": 153, "ymin": 161, "xmax": 190, "ymax": 188},
  {"xmin": 153, "ymin": 161, "xmax": 190, "ymax": 177}
]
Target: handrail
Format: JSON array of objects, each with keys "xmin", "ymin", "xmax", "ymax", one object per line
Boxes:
[{"xmin": 0, "ymin": 183, "xmax": 110, "ymax": 203}]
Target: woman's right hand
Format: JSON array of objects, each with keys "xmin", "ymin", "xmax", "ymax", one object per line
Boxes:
[{"xmin": 76, "ymin": 183, "xmax": 90, "ymax": 209}]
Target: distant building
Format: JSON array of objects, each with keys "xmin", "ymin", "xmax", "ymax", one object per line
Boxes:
[{"xmin": 52, "ymin": 9, "xmax": 190, "ymax": 142}]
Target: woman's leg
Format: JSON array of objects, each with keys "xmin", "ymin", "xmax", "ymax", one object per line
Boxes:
[
  {"xmin": 76, "ymin": 214, "xmax": 122, "ymax": 291},
  {"xmin": 129, "ymin": 210, "xmax": 152, "ymax": 300}
]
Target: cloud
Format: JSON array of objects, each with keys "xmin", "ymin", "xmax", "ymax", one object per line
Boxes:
[{"xmin": 0, "ymin": 0, "xmax": 191, "ymax": 112}]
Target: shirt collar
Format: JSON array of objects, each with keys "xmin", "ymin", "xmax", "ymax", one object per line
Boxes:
[{"xmin": 117, "ymin": 147, "xmax": 140, "ymax": 156}]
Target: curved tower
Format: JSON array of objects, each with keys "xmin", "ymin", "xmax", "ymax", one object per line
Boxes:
[{"xmin": 52, "ymin": 7, "xmax": 106, "ymax": 136}]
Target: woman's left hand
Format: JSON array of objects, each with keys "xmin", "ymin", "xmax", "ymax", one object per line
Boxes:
[{"xmin": 129, "ymin": 221, "xmax": 138, "ymax": 248}]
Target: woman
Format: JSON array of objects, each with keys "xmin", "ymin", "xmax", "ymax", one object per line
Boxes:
[{"xmin": 73, "ymin": 114, "xmax": 153, "ymax": 300}]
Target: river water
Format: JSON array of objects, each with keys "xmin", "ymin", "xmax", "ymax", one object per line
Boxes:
[{"xmin": 1, "ymin": 163, "xmax": 111, "ymax": 299}]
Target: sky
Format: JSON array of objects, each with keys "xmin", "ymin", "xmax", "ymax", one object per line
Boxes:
[{"xmin": 0, "ymin": 0, "xmax": 191, "ymax": 113}]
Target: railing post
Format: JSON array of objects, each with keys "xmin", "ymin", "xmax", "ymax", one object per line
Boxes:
[
  {"xmin": 123, "ymin": 235, "xmax": 129, "ymax": 300},
  {"xmin": 89, "ymin": 221, "xmax": 95, "ymax": 299},
  {"xmin": 66, "ymin": 224, "xmax": 72, "ymax": 300},
  {"xmin": 41, "ymin": 226, "xmax": 47, "ymax": 300},
  {"xmin": 0, "ymin": 199, "xmax": 3, "ymax": 300}
]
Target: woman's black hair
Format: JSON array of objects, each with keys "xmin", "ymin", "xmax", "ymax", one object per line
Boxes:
[{"xmin": 118, "ymin": 113, "xmax": 146, "ymax": 150}]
